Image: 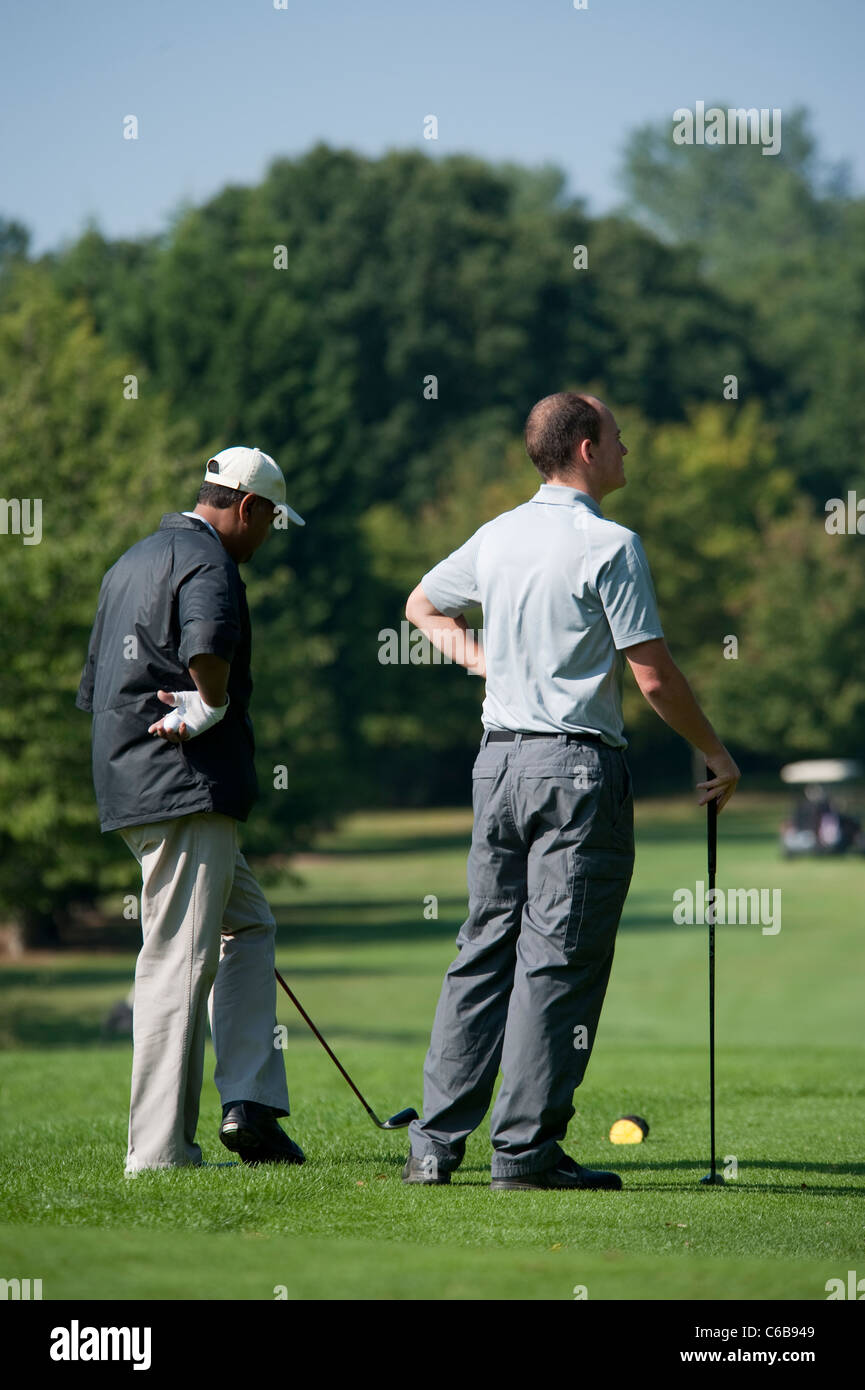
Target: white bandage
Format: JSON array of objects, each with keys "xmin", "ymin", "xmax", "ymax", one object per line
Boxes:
[{"xmin": 161, "ymin": 689, "xmax": 230, "ymax": 737}]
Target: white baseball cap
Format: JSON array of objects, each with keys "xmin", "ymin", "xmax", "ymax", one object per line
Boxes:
[{"xmin": 204, "ymin": 446, "xmax": 305, "ymax": 526}]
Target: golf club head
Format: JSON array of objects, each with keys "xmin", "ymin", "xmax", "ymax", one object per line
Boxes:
[
  {"xmin": 381, "ymin": 1108, "xmax": 419, "ymax": 1130},
  {"xmin": 700, "ymin": 1172, "xmax": 726, "ymax": 1185}
]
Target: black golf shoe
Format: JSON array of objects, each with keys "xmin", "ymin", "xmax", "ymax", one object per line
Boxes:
[
  {"xmin": 219, "ymin": 1101, "xmax": 305, "ymax": 1167},
  {"xmin": 401, "ymin": 1154, "xmax": 452, "ymax": 1185},
  {"xmin": 490, "ymin": 1154, "xmax": 622, "ymax": 1191}
]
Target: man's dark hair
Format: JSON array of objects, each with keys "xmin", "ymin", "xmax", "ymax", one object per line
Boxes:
[
  {"xmin": 197, "ymin": 482, "xmax": 269, "ymax": 512},
  {"xmin": 524, "ymin": 392, "xmax": 602, "ymax": 480}
]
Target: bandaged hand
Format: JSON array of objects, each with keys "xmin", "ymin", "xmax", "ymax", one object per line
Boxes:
[{"xmin": 159, "ymin": 689, "xmax": 230, "ymax": 737}]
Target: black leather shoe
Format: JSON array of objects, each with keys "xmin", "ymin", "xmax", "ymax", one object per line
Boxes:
[
  {"xmin": 490, "ymin": 1154, "xmax": 622, "ymax": 1191},
  {"xmin": 219, "ymin": 1101, "xmax": 305, "ymax": 1166},
  {"xmin": 401, "ymin": 1154, "xmax": 451, "ymax": 1185}
]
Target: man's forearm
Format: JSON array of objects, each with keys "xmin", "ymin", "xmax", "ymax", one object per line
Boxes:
[
  {"xmin": 189, "ymin": 653, "xmax": 230, "ymax": 707},
  {"xmin": 406, "ymin": 608, "xmax": 486, "ymax": 677},
  {"xmin": 639, "ymin": 666, "xmax": 726, "ymax": 764}
]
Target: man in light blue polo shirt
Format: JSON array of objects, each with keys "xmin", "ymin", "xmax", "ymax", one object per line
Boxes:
[{"xmin": 402, "ymin": 392, "xmax": 740, "ymax": 1191}]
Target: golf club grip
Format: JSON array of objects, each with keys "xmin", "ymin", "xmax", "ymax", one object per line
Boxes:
[{"xmin": 706, "ymin": 764, "xmax": 718, "ymax": 882}]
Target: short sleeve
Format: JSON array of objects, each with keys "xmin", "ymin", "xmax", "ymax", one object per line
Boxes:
[
  {"xmin": 177, "ymin": 563, "xmax": 242, "ymax": 666},
  {"xmin": 596, "ymin": 533, "xmax": 665, "ymax": 651},
  {"xmin": 420, "ymin": 530, "xmax": 483, "ymax": 617}
]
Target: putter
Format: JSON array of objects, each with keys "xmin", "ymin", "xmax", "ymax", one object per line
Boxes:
[
  {"xmin": 274, "ymin": 968, "xmax": 418, "ymax": 1130},
  {"xmin": 700, "ymin": 766, "xmax": 725, "ymax": 1186}
]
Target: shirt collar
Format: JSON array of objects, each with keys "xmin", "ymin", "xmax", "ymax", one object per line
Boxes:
[
  {"xmin": 530, "ymin": 484, "xmax": 603, "ymax": 518},
  {"xmin": 181, "ymin": 510, "xmax": 222, "ymax": 542}
]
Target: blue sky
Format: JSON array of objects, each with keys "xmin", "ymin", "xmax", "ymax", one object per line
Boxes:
[{"xmin": 2, "ymin": 0, "xmax": 863, "ymax": 256}]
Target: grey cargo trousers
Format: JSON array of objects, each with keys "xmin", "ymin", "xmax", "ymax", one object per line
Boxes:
[{"xmin": 408, "ymin": 731, "xmax": 635, "ymax": 1179}]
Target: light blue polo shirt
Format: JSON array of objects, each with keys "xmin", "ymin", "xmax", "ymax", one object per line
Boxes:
[{"xmin": 419, "ymin": 483, "xmax": 664, "ymax": 748}]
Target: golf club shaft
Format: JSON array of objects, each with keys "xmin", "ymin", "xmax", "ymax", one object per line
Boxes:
[
  {"xmin": 273, "ymin": 967, "xmax": 383, "ymax": 1125},
  {"xmin": 707, "ymin": 768, "xmax": 718, "ymax": 1181}
]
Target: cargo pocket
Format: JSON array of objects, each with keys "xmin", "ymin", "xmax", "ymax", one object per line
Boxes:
[{"xmin": 565, "ymin": 849, "xmax": 634, "ymax": 958}]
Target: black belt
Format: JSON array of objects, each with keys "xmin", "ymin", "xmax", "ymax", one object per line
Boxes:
[{"xmin": 485, "ymin": 730, "xmax": 604, "ymax": 745}]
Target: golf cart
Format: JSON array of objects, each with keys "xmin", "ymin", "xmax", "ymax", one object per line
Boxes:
[{"xmin": 779, "ymin": 759, "xmax": 865, "ymax": 858}]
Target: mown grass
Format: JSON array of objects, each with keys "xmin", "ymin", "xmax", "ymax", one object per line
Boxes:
[{"xmin": 1, "ymin": 795, "xmax": 862, "ymax": 1299}]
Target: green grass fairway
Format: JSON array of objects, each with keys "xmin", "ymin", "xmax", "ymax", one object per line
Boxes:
[{"xmin": 1, "ymin": 796, "xmax": 863, "ymax": 1300}]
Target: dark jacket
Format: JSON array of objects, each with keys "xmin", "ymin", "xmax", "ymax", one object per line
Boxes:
[{"xmin": 76, "ymin": 513, "xmax": 259, "ymax": 833}]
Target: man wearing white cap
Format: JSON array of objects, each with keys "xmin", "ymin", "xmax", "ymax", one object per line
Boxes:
[{"xmin": 76, "ymin": 447, "xmax": 306, "ymax": 1173}]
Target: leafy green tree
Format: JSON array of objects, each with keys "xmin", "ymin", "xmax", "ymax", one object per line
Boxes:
[
  {"xmin": 0, "ymin": 268, "xmax": 194, "ymax": 944},
  {"xmin": 621, "ymin": 106, "xmax": 865, "ymax": 500},
  {"xmin": 360, "ymin": 401, "xmax": 832, "ymax": 787},
  {"xmin": 358, "ymin": 430, "xmax": 530, "ymax": 799},
  {"xmin": 0, "ymin": 265, "xmax": 346, "ymax": 944},
  {"xmin": 701, "ymin": 501, "xmax": 865, "ymax": 757},
  {"xmin": 0, "ymin": 216, "xmax": 30, "ymax": 274},
  {"xmin": 20, "ymin": 131, "xmax": 855, "ymax": 827},
  {"xmin": 43, "ymin": 144, "xmax": 765, "ymax": 802},
  {"xmin": 602, "ymin": 403, "xmax": 794, "ymax": 754}
]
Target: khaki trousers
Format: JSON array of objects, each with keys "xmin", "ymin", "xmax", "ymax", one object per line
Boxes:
[{"xmin": 118, "ymin": 811, "xmax": 290, "ymax": 1173}]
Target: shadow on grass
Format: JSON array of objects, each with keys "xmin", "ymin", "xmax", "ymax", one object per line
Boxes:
[
  {"xmin": 1, "ymin": 1015, "xmax": 433, "ymax": 1050},
  {"xmin": 277, "ymin": 897, "xmax": 468, "ymax": 914},
  {"xmin": 610, "ymin": 1182, "xmax": 864, "ymax": 1196},
  {"xmin": 274, "ymin": 909, "xmax": 462, "ymax": 948},
  {"xmin": 612, "ymin": 1159, "xmax": 865, "ymax": 1177},
  {"xmin": 0, "ymin": 968, "xmax": 137, "ymax": 991},
  {"xmin": 597, "ymin": 1158, "xmax": 865, "ymax": 1198},
  {"xmin": 397, "ymin": 1156, "xmax": 865, "ymax": 1197},
  {"xmin": 305, "ymin": 814, "xmax": 782, "ymax": 858},
  {"xmin": 2, "ymin": 1015, "xmax": 124, "ymax": 1048},
  {"xmin": 304, "ymin": 833, "xmax": 473, "ymax": 857},
  {"xmin": 273, "ymin": 902, "xmax": 729, "ymax": 948},
  {"xmin": 635, "ymin": 822, "xmax": 779, "ymax": 846},
  {"xmin": 274, "ymin": 1023, "xmax": 430, "ymax": 1046},
  {"xmin": 0, "ymin": 962, "xmax": 407, "ymax": 991}
]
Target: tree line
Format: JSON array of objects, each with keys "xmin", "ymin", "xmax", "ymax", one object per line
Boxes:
[{"xmin": 1, "ymin": 107, "xmax": 862, "ymax": 943}]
